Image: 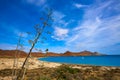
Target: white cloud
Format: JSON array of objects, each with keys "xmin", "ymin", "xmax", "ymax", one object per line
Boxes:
[
  {"xmin": 84, "ymin": 1, "xmax": 112, "ymax": 19},
  {"xmin": 52, "ymin": 27, "xmax": 69, "ymax": 41},
  {"xmin": 14, "ymin": 29, "xmax": 28, "ymax": 38},
  {"xmin": 52, "ymin": 11, "xmax": 73, "ymax": 28},
  {"xmin": 73, "ymin": 3, "xmax": 86, "ymax": 8},
  {"xmin": 66, "ymin": 0, "xmax": 120, "ymax": 52},
  {"xmin": 0, "ymin": 43, "xmax": 17, "ymax": 50},
  {"xmin": 49, "ymin": 46, "xmax": 69, "ymax": 53},
  {"xmin": 53, "ymin": 11, "xmax": 65, "ymax": 21},
  {"xmin": 25, "ymin": 0, "xmax": 46, "ymax": 6},
  {"xmin": 0, "ymin": 43, "xmax": 35, "ymax": 52}
]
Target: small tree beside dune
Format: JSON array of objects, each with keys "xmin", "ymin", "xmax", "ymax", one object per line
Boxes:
[{"xmin": 16, "ymin": 9, "xmax": 53, "ymax": 80}]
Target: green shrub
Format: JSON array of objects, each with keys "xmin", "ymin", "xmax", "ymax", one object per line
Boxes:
[
  {"xmin": 54, "ymin": 65, "xmax": 80, "ymax": 80},
  {"xmin": 38, "ymin": 75, "xmax": 51, "ymax": 80},
  {"xmin": 86, "ymin": 76, "xmax": 101, "ymax": 80}
]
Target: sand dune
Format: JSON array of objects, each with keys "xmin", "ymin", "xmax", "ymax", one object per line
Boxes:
[{"xmin": 0, "ymin": 58, "xmax": 61, "ymax": 70}]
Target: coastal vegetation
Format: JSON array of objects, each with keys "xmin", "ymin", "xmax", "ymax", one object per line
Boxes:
[{"xmin": 0, "ymin": 64, "xmax": 120, "ymax": 80}]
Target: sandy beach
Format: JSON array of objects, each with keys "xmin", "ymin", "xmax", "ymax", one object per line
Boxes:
[
  {"xmin": 0, "ymin": 57, "xmax": 62, "ymax": 70},
  {"xmin": 0, "ymin": 57, "xmax": 120, "ymax": 80},
  {"xmin": 0, "ymin": 57, "xmax": 119, "ymax": 70}
]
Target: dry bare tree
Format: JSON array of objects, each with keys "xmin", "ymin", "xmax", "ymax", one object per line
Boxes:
[
  {"xmin": 16, "ymin": 9, "xmax": 53, "ymax": 80},
  {"xmin": 12, "ymin": 33, "xmax": 24, "ymax": 80}
]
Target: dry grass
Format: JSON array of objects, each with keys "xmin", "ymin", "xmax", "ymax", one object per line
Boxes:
[{"xmin": 0, "ymin": 64, "xmax": 120, "ymax": 80}]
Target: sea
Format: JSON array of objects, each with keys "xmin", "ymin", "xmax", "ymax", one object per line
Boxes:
[{"xmin": 39, "ymin": 55, "xmax": 120, "ymax": 67}]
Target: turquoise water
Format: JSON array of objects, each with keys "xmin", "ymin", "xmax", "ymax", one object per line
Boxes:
[{"xmin": 39, "ymin": 55, "xmax": 120, "ymax": 67}]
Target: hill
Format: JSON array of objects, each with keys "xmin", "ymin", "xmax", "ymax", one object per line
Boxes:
[
  {"xmin": 0, "ymin": 49, "xmax": 27, "ymax": 58},
  {"xmin": 62, "ymin": 50, "xmax": 101, "ymax": 56},
  {"xmin": 0, "ymin": 49, "xmax": 102, "ymax": 58}
]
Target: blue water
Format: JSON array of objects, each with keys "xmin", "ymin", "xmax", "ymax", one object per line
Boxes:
[{"xmin": 39, "ymin": 55, "xmax": 120, "ymax": 67}]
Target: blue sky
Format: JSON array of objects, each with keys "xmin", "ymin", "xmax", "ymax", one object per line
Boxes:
[{"xmin": 0, "ymin": 0, "xmax": 120, "ymax": 54}]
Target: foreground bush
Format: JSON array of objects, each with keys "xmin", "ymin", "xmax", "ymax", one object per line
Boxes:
[{"xmin": 0, "ymin": 65, "xmax": 120, "ymax": 80}]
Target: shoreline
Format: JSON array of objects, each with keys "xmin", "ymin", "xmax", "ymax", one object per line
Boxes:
[
  {"xmin": 0, "ymin": 57, "xmax": 119, "ymax": 70},
  {"xmin": 0, "ymin": 57, "xmax": 120, "ymax": 80},
  {"xmin": 0, "ymin": 57, "xmax": 62, "ymax": 70},
  {"xmin": 38, "ymin": 57, "xmax": 120, "ymax": 68}
]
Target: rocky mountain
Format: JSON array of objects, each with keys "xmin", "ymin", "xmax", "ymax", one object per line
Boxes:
[
  {"xmin": 45, "ymin": 52, "xmax": 61, "ymax": 56},
  {"xmin": 62, "ymin": 50, "xmax": 101, "ymax": 56},
  {"xmin": 0, "ymin": 50, "xmax": 27, "ymax": 58},
  {"xmin": 31, "ymin": 52, "xmax": 44, "ymax": 57},
  {"xmin": 0, "ymin": 49, "xmax": 102, "ymax": 58}
]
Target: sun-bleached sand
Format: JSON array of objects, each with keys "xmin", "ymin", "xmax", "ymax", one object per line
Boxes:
[
  {"xmin": 0, "ymin": 57, "xmax": 61, "ymax": 70},
  {"xmin": 0, "ymin": 57, "xmax": 119, "ymax": 70},
  {"xmin": 0, "ymin": 57, "xmax": 120, "ymax": 80}
]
